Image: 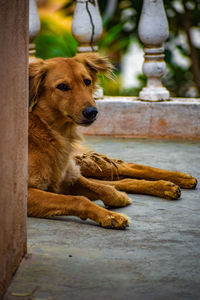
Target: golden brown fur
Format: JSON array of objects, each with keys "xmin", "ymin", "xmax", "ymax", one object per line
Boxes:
[{"xmin": 28, "ymin": 53, "xmax": 197, "ymax": 229}]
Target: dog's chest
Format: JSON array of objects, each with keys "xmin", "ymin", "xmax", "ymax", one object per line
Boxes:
[
  {"xmin": 29, "ymin": 115, "xmax": 80, "ymax": 193},
  {"xmin": 49, "ymin": 137, "xmax": 75, "ymax": 191}
]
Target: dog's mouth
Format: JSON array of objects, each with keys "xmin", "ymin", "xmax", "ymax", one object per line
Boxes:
[
  {"xmin": 78, "ymin": 119, "xmax": 96, "ymax": 126},
  {"xmin": 67, "ymin": 115, "xmax": 96, "ymax": 126}
]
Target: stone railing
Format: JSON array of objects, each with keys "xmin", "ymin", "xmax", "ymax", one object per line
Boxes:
[
  {"xmin": 71, "ymin": 0, "xmax": 170, "ymax": 101},
  {"xmin": 29, "ymin": 0, "xmax": 170, "ymax": 101}
]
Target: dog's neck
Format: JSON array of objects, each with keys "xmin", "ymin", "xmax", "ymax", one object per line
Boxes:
[{"xmin": 32, "ymin": 101, "xmax": 79, "ymax": 141}]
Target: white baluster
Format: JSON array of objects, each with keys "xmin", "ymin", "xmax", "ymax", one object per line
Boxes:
[
  {"xmin": 72, "ymin": 0, "xmax": 103, "ymax": 98},
  {"xmin": 72, "ymin": 0, "xmax": 103, "ymax": 53},
  {"xmin": 138, "ymin": 0, "xmax": 170, "ymax": 101},
  {"xmin": 29, "ymin": 0, "xmax": 40, "ymax": 58}
]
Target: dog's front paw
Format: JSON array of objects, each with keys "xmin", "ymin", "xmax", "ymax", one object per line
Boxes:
[
  {"xmin": 103, "ymin": 189, "xmax": 132, "ymax": 208},
  {"xmin": 99, "ymin": 212, "xmax": 130, "ymax": 229}
]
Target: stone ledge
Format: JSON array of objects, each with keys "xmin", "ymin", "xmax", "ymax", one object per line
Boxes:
[{"xmin": 79, "ymin": 96, "xmax": 200, "ymax": 139}]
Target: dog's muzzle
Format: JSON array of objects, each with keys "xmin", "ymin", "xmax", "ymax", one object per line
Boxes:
[{"xmin": 82, "ymin": 106, "xmax": 98, "ymax": 123}]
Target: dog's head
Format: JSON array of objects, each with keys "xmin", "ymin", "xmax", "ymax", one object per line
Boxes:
[{"xmin": 29, "ymin": 53, "xmax": 113, "ymax": 126}]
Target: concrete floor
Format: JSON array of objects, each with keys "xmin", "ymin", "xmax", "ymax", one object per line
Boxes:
[{"xmin": 4, "ymin": 137, "xmax": 200, "ymax": 300}]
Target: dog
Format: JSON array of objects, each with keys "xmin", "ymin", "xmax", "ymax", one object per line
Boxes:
[{"xmin": 28, "ymin": 53, "xmax": 197, "ymax": 229}]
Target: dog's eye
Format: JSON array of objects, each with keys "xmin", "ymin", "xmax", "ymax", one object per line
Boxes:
[
  {"xmin": 56, "ymin": 83, "xmax": 70, "ymax": 91},
  {"xmin": 84, "ymin": 79, "xmax": 91, "ymax": 86}
]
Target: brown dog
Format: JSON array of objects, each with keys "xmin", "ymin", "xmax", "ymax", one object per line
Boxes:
[{"xmin": 28, "ymin": 53, "xmax": 197, "ymax": 229}]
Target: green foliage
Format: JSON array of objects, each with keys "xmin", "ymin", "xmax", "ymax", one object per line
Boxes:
[
  {"xmin": 35, "ymin": 32, "xmax": 77, "ymax": 59},
  {"xmin": 99, "ymin": 0, "xmax": 142, "ymax": 57},
  {"xmin": 35, "ymin": 18, "xmax": 77, "ymax": 59},
  {"xmin": 163, "ymin": 48, "xmax": 195, "ymax": 97},
  {"xmin": 102, "ymin": 73, "xmax": 146, "ymax": 96}
]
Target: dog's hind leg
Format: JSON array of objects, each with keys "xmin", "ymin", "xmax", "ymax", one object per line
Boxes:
[
  {"xmin": 75, "ymin": 152, "xmax": 197, "ymax": 189},
  {"xmin": 28, "ymin": 188, "xmax": 129, "ymax": 229},
  {"xmin": 69, "ymin": 176, "xmax": 132, "ymax": 208},
  {"xmin": 88, "ymin": 178, "xmax": 181, "ymax": 200},
  {"xmin": 115, "ymin": 163, "xmax": 197, "ymax": 189}
]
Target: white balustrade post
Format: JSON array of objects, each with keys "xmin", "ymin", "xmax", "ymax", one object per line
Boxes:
[
  {"xmin": 29, "ymin": 0, "xmax": 40, "ymax": 60},
  {"xmin": 72, "ymin": 0, "xmax": 103, "ymax": 53},
  {"xmin": 138, "ymin": 0, "xmax": 170, "ymax": 101},
  {"xmin": 72, "ymin": 0, "xmax": 103, "ymax": 98}
]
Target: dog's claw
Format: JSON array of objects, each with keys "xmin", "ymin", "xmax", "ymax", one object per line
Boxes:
[
  {"xmin": 163, "ymin": 183, "xmax": 181, "ymax": 200},
  {"xmin": 111, "ymin": 219, "xmax": 116, "ymax": 227}
]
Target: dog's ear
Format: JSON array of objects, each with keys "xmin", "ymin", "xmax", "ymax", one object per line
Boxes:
[
  {"xmin": 29, "ymin": 59, "xmax": 47, "ymax": 112},
  {"xmin": 75, "ymin": 53, "xmax": 114, "ymax": 81}
]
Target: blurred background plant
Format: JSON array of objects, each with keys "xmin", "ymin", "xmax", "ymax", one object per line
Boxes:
[
  {"xmin": 35, "ymin": 0, "xmax": 200, "ymax": 97},
  {"xmin": 35, "ymin": 0, "xmax": 77, "ymax": 58}
]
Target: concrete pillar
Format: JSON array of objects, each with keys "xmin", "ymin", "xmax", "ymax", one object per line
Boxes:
[
  {"xmin": 138, "ymin": 0, "xmax": 170, "ymax": 101},
  {"xmin": 0, "ymin": 1, "xmax": 29, "ymax": 298}
]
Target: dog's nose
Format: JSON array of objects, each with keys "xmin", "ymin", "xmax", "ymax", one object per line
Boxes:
[{"xmin": 82, "ymin": 106, "xmax": 98, "ymax": 120}]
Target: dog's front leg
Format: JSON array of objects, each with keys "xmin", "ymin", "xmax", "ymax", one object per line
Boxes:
[
  {"xmin": 28, "ymin": 188, "xmax": 129, "ymax": 229},
  {"xmin": 70, "ymin": 176, "xmax": 132, "ymax": 208}
]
